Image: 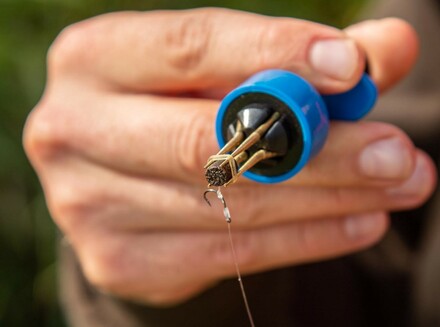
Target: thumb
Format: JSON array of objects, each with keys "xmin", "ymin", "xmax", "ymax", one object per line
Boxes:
[{"xmin": 345, "ymin": 18, "xmax": 419, "ymax": 93}]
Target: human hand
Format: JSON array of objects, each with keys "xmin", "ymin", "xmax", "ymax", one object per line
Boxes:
[{"xmin": 24, "ymin": 9, "xmax": 437, "ymax": 305}]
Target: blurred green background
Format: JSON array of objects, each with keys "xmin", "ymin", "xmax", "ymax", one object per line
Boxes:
[{"xmin": 0, "ymin": 0, "xmax": 367, "ymax": 326}]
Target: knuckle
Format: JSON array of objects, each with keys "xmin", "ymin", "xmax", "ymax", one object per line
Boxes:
[
  {"xmin": 47, "ymin": 180, "xmax": 99, "ymax": 233},
  {"xmin": 47, "ymin": 20, "xmax": 98, "ymax": 73},
  {"xmin": 23, "ymin": 103, "xmax": 70, "ymax": 163},
  {"xmin": 258, "ymin": 19, "xmax": 310, "ymax": 70},
  {"xmin": 50, "ymin": 190, "xmax": 138, "ymax": 296},
  {"xmin": 164, "ymin": 11, "xmax": 212, "ymax": 79},
  {"xmin": 80, "ymin": 241, "xmax": 129, "ymax": 294},
  {"xmin": 174, "ymin": 111, "xmax": 214, "ymax": 177}
]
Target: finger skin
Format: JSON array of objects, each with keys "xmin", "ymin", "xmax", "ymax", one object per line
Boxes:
[
  {"xmin": 25, "ymin": 93, "xmax": 418, "ymax": 188},
  {"xmin": 72, "ymin": 212, "xmax": 389, "ymax": 305},
  {"xmin": 346, "ymin": 18, "xmax": 419, "ymax": 92},
  {"xmin": 31, "ymin": 146, "xmax": 435, "ymax": 233},
  {"xmin": 49, "ymin": 8, "xmax": 365, "ymax": 94}
]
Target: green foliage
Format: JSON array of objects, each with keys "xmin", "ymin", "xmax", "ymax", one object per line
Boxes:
[{"xmin": 0, "ymin": 0, "xmax": 366, "ymax": 326}]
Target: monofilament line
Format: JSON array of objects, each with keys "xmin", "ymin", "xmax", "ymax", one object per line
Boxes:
[
  {"xmin": 227, "ymin": 221, "xmax": 256, "ymax": 327},
  {"xmin": 203, "ymin": 187, "xmax": 256, "ymax": 327}
]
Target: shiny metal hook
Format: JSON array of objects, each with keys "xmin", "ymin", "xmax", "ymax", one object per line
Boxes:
[
  {"xmin": 203, "ymin": 188, "xmax": 217, "ymax": 207},
  {"xmin": 203, "ymin": 188, "xmax": 232, "ymax": 223}
]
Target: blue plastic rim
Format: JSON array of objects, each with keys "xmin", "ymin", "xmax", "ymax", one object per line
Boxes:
[
  {"xmin": 215, "ymin": 69, "xmax": 377, "ymax": 184},
  {"xmin": 323, "ymin": 74, "xmax": 377, "ymax": 121},
  {"xmin": 216, "ymin": 84, "xmax": 314, "ymax": 184}
]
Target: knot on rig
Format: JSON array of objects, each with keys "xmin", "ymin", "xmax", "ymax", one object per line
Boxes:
[{"xmin": 204, "ymin": 111, "xmax": 281, "ymax": 187}]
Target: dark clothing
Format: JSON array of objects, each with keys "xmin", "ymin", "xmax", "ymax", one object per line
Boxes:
[{"xmin": 60, "ymin": 0, "xmax": 440, "ymax": 326}]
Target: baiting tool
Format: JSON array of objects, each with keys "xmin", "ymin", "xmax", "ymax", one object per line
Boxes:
[{"xmin": 204, "ymin": 69, "xmax": 377, "ymax": 186}]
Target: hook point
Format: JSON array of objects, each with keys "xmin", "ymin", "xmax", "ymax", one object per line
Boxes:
[{"xmin": 203, "ymin": 189, "xmax": 216, "ymax": 207}]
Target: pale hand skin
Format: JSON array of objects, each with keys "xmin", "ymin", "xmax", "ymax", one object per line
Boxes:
[{"xmin": 24, "ymin": 8, "xmax": 437, "ymax": 306}]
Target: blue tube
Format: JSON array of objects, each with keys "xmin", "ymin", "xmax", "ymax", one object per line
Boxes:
[{"xmin": 215, "ymin": 69, "xmax": 377, "ymax": 184}]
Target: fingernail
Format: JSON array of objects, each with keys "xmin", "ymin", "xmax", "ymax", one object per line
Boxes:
[
  {"xmin": 387, "ymin": 155, "xmax": 431, "ymax": 197},
  {"xmin": 344, "ymin": 213, "xmax": 383, "ymax": 240},
  {"xmin": 309, "ymin": 39, "xmax": 358, "ymax": 80},
  {"xmin": 359, "ymin": 138, "xmax": 412, "ymax": 180}
]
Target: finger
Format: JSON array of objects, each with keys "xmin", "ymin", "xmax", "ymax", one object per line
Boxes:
[
  {"xmin": 38, "ymin": 148, "xmax": 435, "ymax": 232},
  {"xmin": 50, "ymin": 8, "xmax": 366, "ymax": 94},
  {"xmin": 345, "ymin": 18, "xmax": 419, "ymax": 92},
  {"xmin": 74, "ymin": 212, "xmax": 388, "ymax": 304},
  {"xmin": 293, "ymin": 121, "xmax": 416, "ymax": 186},
  {"xmin": 29, "ymin": 94, "xmax": 420, "ymax": 188}
]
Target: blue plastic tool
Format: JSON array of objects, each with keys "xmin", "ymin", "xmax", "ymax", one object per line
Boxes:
[{"xmin": 214, "ymin": 69, "xmax": 377, "ymax": 184}]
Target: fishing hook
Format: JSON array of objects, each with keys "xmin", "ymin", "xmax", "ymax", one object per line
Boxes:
[{"xmin": 203, "ymin": 188, "xmax": 231, "ymax": 223}]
